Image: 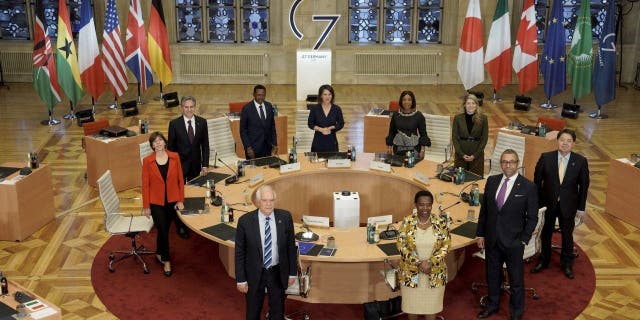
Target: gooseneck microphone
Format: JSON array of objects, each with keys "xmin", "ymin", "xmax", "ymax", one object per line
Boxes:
[
  {"xmin": 438, "ymin": 200, "xmax": 461, "ymax": 215},
  {"xmin": 218, "ymin": 158, "xmax": 239, "ymax": 185}
]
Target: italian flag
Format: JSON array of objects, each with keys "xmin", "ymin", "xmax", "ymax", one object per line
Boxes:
[{"xmin": 484, "ymin": 0, "xmax": 511, "ymax": 92}]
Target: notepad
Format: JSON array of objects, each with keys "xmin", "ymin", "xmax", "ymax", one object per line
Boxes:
[
  {"xmin": 451, "ymin": 221, "xmax": 478, "ymax": 239},
  {"xmin": 180, "ymin": 197, "xmax": 206, "ymax": 215},
  {"xmin": 377, "ymin": 243, "xmax": 400, "ymax": 256},
  {"xmin": 201, "ymin": 224, "xmax": 237, "ymax": 242},
  {"xmin": 188, "ymin": 172, "xmax": 231, "ymax": 187},
  {"xmin": 298, "ymin": 242, "xmax": 323, "ymax": 255}
]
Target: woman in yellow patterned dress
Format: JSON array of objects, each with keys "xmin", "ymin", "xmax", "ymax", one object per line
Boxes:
[{"xmin": 397, "ymin": 190, "xmax": 451, "ymax": 320}]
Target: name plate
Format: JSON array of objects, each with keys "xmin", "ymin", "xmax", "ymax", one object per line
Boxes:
[
  {"xmin": 328, "ymin": 159, "xmax": 351, "ymax": 168},
  {"xmin": 413, "ymin": 172, "xmax": 430, "ymax": 186},
  {"xmin": 248, "ymin": 173, "xmax": 264, "ymax": 187},
  {"xmin": 369, "ymin": 161, "xmax": 391, "ymax": 173},
  {"xmin": 280, "ymin": 162, "xmax": 301, "ymax": 174}
]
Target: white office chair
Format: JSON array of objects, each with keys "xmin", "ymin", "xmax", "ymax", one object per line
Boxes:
[
  {"xmin": 97, "ymin": 170, "xmax": 155, "ymax": 274},
  {"xmin": 423, "ymin": 113, "xmax": 452, "ymax": 163},
  {"xmin": 207, "ymin": 117, "xmax": 242, "ymax": 165},
  {"xmin": 471, "ymin": 207, "xmax": 547, "ymax": 305},
  {"xmin": 295, "ymin": 109, "xmax": 314, "ymax": 153},
  {"xmin": 139, "ymin": 141, "xmax": 153, "ymax": 164},
  {"xmin": 488, "ymin": 132, "xmax": 526, "ymax": 177}
]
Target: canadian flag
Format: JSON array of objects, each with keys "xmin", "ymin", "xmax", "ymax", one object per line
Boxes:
[{"xmin": 512, "ymin": 0, "xmax": 538, "ymax": 94}]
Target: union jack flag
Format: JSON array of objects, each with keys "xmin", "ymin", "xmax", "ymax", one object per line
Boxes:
[{"xmin": 125, "ymin": 0, "xmax": 153, "ymax": 91}]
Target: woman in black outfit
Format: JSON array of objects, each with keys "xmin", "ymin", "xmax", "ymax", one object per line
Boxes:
[
  {"xmin": 308, "ymin": 84, "xmax": 345, "ymax": 152},
  {"xmin": 451, "ymin": 94, "xmax": 488, "ymax": 176},
  {"xmin": 386, "ymin": 90, "xmax": 431, "ymax": 159}
]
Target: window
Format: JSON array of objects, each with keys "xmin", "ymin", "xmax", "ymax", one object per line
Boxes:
[
  {"xmin": 176, "ymin": 0, "xmax": 270, "ymax": 43},
  {"xmin": 0, "ymin": 0, "xmax": 29, "ymax": 39},
  {"xmin": 535, "ymin": 0, "xmax": 609, "ymax": 44},
  {"xmin": 349, "ymin": 0, "xmax": 441, "ymax": 44}
]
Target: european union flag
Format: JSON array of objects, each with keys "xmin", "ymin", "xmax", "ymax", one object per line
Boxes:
[
  {"xmin": 593, "ymin": 0, "xmax": 617, "ymax": 106},
  {"xmin": 540, "ymin": 0, "xmax": 566, "ymax": 99}
]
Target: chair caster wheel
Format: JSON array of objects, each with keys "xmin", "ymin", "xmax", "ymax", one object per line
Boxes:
[
  {"xmin": 143, "ymin": 268, "xmax": 150, "ymax": 274},
  {"xmin": 108, "ymin": 266, "xmax": 115, "ymax": 273},
  {"xmin": 108, "ymin": 254, "xmax": 115, "ymax": 260},
  {"xmin": 533, "ymin": 293, "xmax": 539, "ymax": 300}
]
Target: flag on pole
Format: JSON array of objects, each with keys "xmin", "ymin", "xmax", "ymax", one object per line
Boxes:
[
  {"xmin": 32, "ymin": 0, "xmax": 61, "ymax": 111},
  {"xmin": 593, "ymin": 0, "xmax": 617, "ymax": 106},
  {"xmin": 568, "ymin": 0, "xmax": 593, "ymax": 100},
  {"xmin": 148, "ymin": 0, "xmax": 173, "ymax": 85},
  {"xmin": 55, "ymin": 0, "xmax": 83, "ymax": 105},
  {"xmin": 457, "ymin": 0, "xmax": 484, "ymax": 90},
  {"xmin": 512, "ymin": 0, "xmax": 538, "ymax": 95},
  {"xmin": 540, "ymin": 0, "xmax": 566, "ymax": 99},
  {"xmin": 125, "ymin": 0, "xmax": 153, "ymax": 91},
  {"xmin": 484, "ymin": 0, "xmax": 511, "ymax": 92},
  {"xmin": 102, "ymin": 0, "xmax": 128, "ymax": 98},
  {"xmin": 79, "ymin": 0, "xmax": 104, "ymax": 100}
]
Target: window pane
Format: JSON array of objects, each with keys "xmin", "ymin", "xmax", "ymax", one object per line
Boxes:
[
  {"xmin": 384, "ymin": 0, "xmax": 411, "ymax": 43},
  {"xmin": 0, "ymin": 0, "xmax": 28, "ymax": 40},
  {"xmin": 349, "ymin": 0, "xmax": 379, "ymax": 43},
  {"xmin": 209, "ymin": 1, "xmax": 235, "ymax": 43},
  {"xmin": 535, "ymin": 0, "xmax": 548, "ymax": 43},
  {"xmin": 242, "ymin": 0, "xmax": 267, "ymax": 5},
  {"xmin": 562, "ymin": 0, "xmax": 606, "ymax": 43},
  {"xmin": 42, "ymin": 0, "xmax": 58, "ymax": 38},
  {"xmin": 242, "ymin": 7, "xmax": 268, "ymax": 42},
  {"xmin": 417, "ymin": 0, "xmax": 440, "ymax": 43},
  {"xmin": 68, "ymin": 0, "xmax": 81, "ymax": 38},
  {"xmin": 177, "ymin": 1, "xmax": 202, "ymax": 42}
]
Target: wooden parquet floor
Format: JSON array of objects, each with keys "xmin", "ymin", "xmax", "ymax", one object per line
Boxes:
[{"xmin": 0, "ymin": 83, "xmax": 639, "ymax": 319}]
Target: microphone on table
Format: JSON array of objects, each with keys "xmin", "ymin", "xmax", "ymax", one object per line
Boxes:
[
  {"xmin": 438, "ymin": 200, "xmax": 461, "ymax": 216},
  {"xmin": 218, "ymin": 158, "xmax": 239, "ymax": 185}
]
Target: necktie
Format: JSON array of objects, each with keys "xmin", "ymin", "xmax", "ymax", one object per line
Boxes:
[
  {"xmin": 263, "ymin": 217, "xmax": 272, "ymax": 268},
  {"xmin": 187, "ymin": 120, "xmax": 195, "ymax": 144},
  {"xmin": 496, "ymin": 177, "xmax": 510, "ymax": 210},
  {"xmin": 559, "ymin": 155, "xmax": 566, "ymax": 184},
  {"xmin": 259, "ymin": 105, "xmax": 266, "ymax": 121}
]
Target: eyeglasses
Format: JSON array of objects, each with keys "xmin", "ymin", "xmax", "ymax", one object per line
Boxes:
[{"xmin": 500, "ymin": 160, "xmax": 518, "ymax": 165}]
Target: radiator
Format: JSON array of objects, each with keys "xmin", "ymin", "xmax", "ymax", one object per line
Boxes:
[
  {"xmin": 180, "ymin": 53, "xmax": 266, "ymax": 77},
  {"xmin": 0, "ymin": 51, "xmax": 32, "ymax": 81},
  {"xmin": 354, "ymin": 52, "xmax": 442, "ymax": 76}
]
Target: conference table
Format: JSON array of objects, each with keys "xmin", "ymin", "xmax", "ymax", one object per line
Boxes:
[
  {"xmin": 0, "ymin": 280, "xmax": 61, "ymax": 319},
  {"xmin": 605, "ymin": 158, "xmax": 640, "ymax": 228},
  {"xmin": 179, "ymin": 154, "xmax": 483, "ymax": 304}
]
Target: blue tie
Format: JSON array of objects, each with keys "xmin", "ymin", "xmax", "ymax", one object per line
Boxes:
[{"xmin": 263, "ymin": 217, "xmax": 272, "ymax": 268}]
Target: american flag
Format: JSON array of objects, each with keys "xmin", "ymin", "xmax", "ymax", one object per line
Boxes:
[
  {"xmin": 101, "ymin": 0, "xmax": 128, "ymax": 98},
  {"xmin": 125, "ymin": 0, "xmax": 153, "ymax": 91}
]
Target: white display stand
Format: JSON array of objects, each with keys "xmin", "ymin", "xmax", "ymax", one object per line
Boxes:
[
  {"xmin": 333, "ymin": 191, "xmax": 360, "ymax": 228},
  {"xmin": 296, "ymin": 50, "xmax": 332, "ymax": 101}
]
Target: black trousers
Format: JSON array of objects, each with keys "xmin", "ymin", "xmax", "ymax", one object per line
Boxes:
[
  {"xmin": 485, "ymin": 241, "xmax": 525, "ymax": 317},
  {"xmin": 539, "ymin": 204, "xmax": 576, "ymax": 267},
  {"xmin": 245, "ymin": 265, "xmax": 285, "ymax": 320},
  {"xmin": 150, "ymin": 202, "xmax": 176, "ymax": 261}
]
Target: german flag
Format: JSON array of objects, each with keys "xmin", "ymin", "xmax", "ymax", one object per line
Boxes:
[{"xmin": 148, "ymin": 0, "xmax": 173, "ymax": 85}]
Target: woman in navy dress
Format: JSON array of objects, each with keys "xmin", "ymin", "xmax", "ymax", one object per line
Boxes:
[{"xmin": 307, "ymin": 84, "xmax": 345, "ymax": 152}]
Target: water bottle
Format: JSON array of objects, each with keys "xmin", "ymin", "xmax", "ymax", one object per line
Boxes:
[
  {"xmin": 470, "ymin": 183, "xmax": 480, "ymax": 206},
  {"xmin": 289, "ymin": 149, "xmax": 295, "ymax": 164},
  {"xmin": 456, "ymin": 167, "xmax": 465, "ymax": 185},
  {"xmin": 539, "ymin": 122, "xmax": 547, "ymax": 137},
  {"xmin": 0, "ymin": 271, "xmax": 8, "ymax": 295},
  {"xmin": 351, "ymin": 145, "xmax": 356, "ymax": 162},
  {"xmin": 367, "ymin": 224, "xmax": 375, "ymax": 244},
  {"xmin": 237, "ymin": 160, "xmax": 245, "ymax": 177},
  {"xmin": 346, "ymin": 145, "xmax": 352, "ymax": 161},
  {"xmin": 292, "ymin": 146, "xmax": 297, "ymax": 163},
  {"xmin": 220, "ymin": 201, "xmax": 227, "ymax": 223}
]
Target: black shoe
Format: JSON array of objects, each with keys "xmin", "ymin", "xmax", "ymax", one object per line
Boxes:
[
  {"xmin": 163, "ymin": 262, "xmax": 172, "ymax": 277},
  {"xmin": 477, "ymin": 308, "xmax": 498, "ymax": 319},
  {"xmin": 563, "ymin": 266, "xmax": 574, "ymax": 279},
  {"xmin": 177, "ymin": 227, "xmax": 190, "ymax": 239},
  {"xmin": 531, "ymin": 262, "xmax": 548, "ymax": 273}
]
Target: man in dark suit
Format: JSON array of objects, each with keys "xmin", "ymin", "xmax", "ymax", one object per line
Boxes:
[
  {"xmin": 531, "ymin": 129, "xmax": 589, "ymax": 279},
  {"xmin": 240, "ymin": 85, "xmax": 278, "ymax": 159},
  {"xmin": 235, "ymin": 184, "xmax": 297, "ymax": 320},
  {"xmin": 167, "ymin": 96, "xmax": 209, "ymax": 238},
  {"xmin": 476, "ymin": 149, "xmax": 538, "ymax": 320}
]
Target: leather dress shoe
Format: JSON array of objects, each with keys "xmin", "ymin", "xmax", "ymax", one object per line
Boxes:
[
  {"xmin": 563, "ymin": 266, "xmax": 575, "ymax": 279},
  {"xmin": 177, "ymin": 227, "xmax": 190, "ymax": 239},
  {"xmin": 531, "ymin": 262, "xmax": 548, "ymax": 273},
  {"xmin": 477, "ymin": 308, "xmax": 498, "ymax": 319}
]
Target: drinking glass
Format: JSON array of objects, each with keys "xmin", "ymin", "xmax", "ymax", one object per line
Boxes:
[
  {"xmin": 243, "ymin": 189, "xmax": 252, "ymax": 206},
  {"xmin": 15, "ymin": 303, "xmax": 28, "ymax": 319},
  {"xmin": 466, "ymin": 209, "xmax": 476, "ymax": 221},
  {"xmin": 631, "ymin": 153, "xmax": 639, "ymax": 164}
]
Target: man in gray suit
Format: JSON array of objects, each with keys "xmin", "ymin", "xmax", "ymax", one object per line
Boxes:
[
  {"xmin": 476, "ymin": 149, "xmax": 538, "ymax": 320},
  {"xmin": 235, "ymin": 185, "xmax": 296, "ymax": 320}
]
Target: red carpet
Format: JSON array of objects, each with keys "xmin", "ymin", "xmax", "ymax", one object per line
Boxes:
[{"xmin": 92, "ymin": 230, "xmax": 594, "ymax": 319}]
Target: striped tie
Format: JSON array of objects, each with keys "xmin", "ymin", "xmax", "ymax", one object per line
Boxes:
[{"xmin": 263, "ymin": 217, "xmax": 272, "ymax": 268}]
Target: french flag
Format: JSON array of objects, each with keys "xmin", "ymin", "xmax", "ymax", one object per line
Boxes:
[{"xmin": 78, "ymin": 0, "xmax": 104, "ymax": 100}]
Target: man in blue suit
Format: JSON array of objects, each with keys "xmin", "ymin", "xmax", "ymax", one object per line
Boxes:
[
  {"xmin": 240, "ymin": 85, "xmax": 278, "ymax": 159},
  {"xmin": 531, "ymin": 128, "xmax": 589, "ymax": 279},
  {"xmin": 235, "ymin": 184, "xmax": 297, "ymax": 320},
  {"xmin": 476, "ymin": 149, "xmax": 538, "ymax": 320}
]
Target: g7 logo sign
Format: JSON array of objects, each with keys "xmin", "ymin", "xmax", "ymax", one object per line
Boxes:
[{"xmin": 289, "ymin": 0, "xmax": 340, "ymax": 50}]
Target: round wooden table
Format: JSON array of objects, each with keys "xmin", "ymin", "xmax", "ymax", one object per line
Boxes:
[{"xmin": 180, "ymin": 153, "xmax": 483, "ymax": 304}]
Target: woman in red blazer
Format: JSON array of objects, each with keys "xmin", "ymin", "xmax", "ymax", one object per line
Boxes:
[{"xmin": 142, "ymin": 132, "xmax": 185, "ymax": 277}]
